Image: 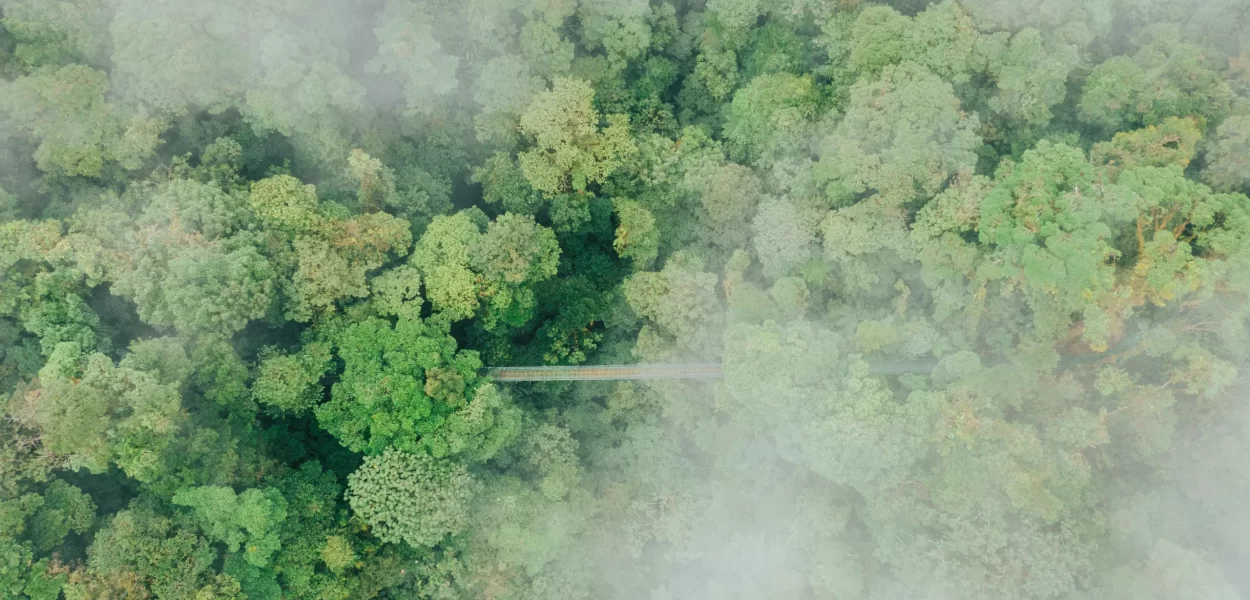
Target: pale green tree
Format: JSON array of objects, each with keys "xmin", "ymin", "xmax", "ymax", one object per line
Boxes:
[
  {"xmin": 366, "ymin": 0, "xmax": 459, "ymax": 117},
  {"xmin": 172, "ymin": 485, "xmax": 288, "ymax": 567},
  {"xmin": 1203, "ymin": 115, "xmax": 1250, "ymax": 192},
  {"xmin": 816, "ymin": 62, "xmax": 981, "ymax": 206},
  {"xmin": 1079, "ymin": 26, "xmax": 1232, "ymax": 133},
  {"xmin": 518, "ymin": 77, "xmax": 636, "ymax": 195},
  {"xmin": 722, "ymin": 73, "xmax": 818, "ymax": 161},
  {"xmin": 0, "ymin": 65, "xmax": 164, "ymax": 177},
  {"xmin": 345, "ymin": 449, "xmax": 476, "ymax": 548}
]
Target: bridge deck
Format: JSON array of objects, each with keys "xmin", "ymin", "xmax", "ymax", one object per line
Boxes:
[
  {"xmin": 482, "ymin": 360, "xmax": 947, "ymax": 382},
  {"xmin": 482, "ymin": 336, "xmax": 1140, "ymax": 382},
  {"xmin": 486, "ymin": 363, "xmax": 725, "ymax": 382}
]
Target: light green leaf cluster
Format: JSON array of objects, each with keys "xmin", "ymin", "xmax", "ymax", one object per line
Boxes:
[
  {"xmin": 0, "ymin": 65, "xmax": 164, "ymax": 177},
  {"xmin": 1079, "ymin": 26, "xmax": 1233, "ymax": 133},
  {"xmin": 172, "ymin": 485, "xmax": 288, "ymax": 567},
  {"xmin": 9, "ymin": 342, "xmax": 183, "ymax": 481},
  {"xmin": 316, "ymin": 316, "xmax": 482, "ymax": 455},
  {"xmin": 251, "ymin": 342, "xmax": 331, "ymax": 414},
  {"xmin": 518, "ymin": 77, "xmax": 636, "ymax": 195},
  {"xmin": 816, "ymin": 62, "xmax": 981, "ymax": 206},
  {"xmin": 366, "ymin": 0, "xmax": 460, "ymax": 117},
  {"xmin": 345, "ymin": 449, "xmax": 476, "ymax": 548}
]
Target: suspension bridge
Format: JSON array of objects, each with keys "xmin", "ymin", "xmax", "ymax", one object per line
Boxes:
[{"xmin": 483, "ymin": 332, "xmax": 1140, "ymax": 382}]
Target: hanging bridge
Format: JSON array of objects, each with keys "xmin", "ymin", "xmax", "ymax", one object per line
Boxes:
[{"xmin": 482, "ymin": 333, "xmax": 1140, "ymax": 382}]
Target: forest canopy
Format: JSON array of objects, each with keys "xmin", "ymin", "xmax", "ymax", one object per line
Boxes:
[{"xmin": 1, "ymin": 0, "xmax": 1249, "ymax": 599}]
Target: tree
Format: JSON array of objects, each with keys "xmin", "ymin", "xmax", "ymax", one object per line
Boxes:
[
  {"xmin": 420, "ymin": 384, "xmax": 523, "ymax": 464},
  {"xmin": 410, "ymin": 211, "xmax": 483, "ymax": 322},
  {"xmin": 315, "ymin": 316, "xmax": 483, "ymax": 455},
  {"xmin": 471, "ymin": 212, "xmax": 561, "ymax": 329},
  {"xmin": 365, "ymin": 0, "xmax": 459, "ymax": 117},
  {"xmin": 690, "ymin": 162, "xmax": 762, "ymax": 250},
  {"xmin": 69, "ymin": 501, "xmax": 242, "ymax": 600},
  {"xmin": 1203, "ymin": 115, "xmax": 1250, "ymax": 193},
  {"xmin": 0, "ymin": 0, "xmax": 112, "ymax": 71},
  {"xmin": 1090, "ymin": 116, "xmax": 1202, "ymax": 177},
  {"xmin": 1097, "ymin": 539, "xmax": 1241, "ymax": 600},
  {"xmin": 815, "ymin": 62, "xmax": 981, "ymax": 206},
  {"xmin": 251, "ymin": 342, "xmax": 331, "ymax": 414},
  {"xmin": 473, "ymin": 213, "xmax": 560, "ymax": 288},
  {"xmin": 107, "ymin": 0, "xmax": 248, "ymax": 113},
  {"xmin": 518, "ymin": 77, "xmax": 636, "ymax": 195},
  {"xmin": 246, "ymin": 174, "xmax": 412, "ymax": 321},
  {"xmin": 975, "ymin": 141, "xmax": 1118, "ymax": 346},
  {"xmin": 520, "ymin": 21, "xmax": 575, "ymax": 79},
  {"xmin": 751, "ymin": 196, "xmax": 819, "ymax": 279},
  {"xmin": 623, "ymin": 258, "xmax": 723, "ymax": 359},
  {"xmin": 1079, "ymin": 26, "xmax": 1232, "ymax": 134},
  {"xmin": 706, "ymin": 0, "xmax": 765, "ymax": 50},
  {"xmin": 0, "ymin": 64, "xmax": 164, "ymax": 177},
  {"xmin": 975, "ymin": 28, "xmax": 1081, "ymax": 131},
  {"xmin": 471, "ymin": 153, "xmax": 546, "ymax": 216},
  {"xmin": 722, "ymin": 72, "xmax": 818, "ymax": 161},
  {"xmin": 472, "ymin": 55, "xmax": 544, "ymax": 149},
  {"xmin": 102, "ymin": 179, "xmax": 274, "ymax": 336},
  {"xmin": 612, "ymin": 198, "xmax": 659, "ymax": 269},
  {"xmin": 848, "ymin": 1, "xmax": 979, "ymax": 81},
  {"xmin": 172, "ymin": 485, "xmax": 287, "ymax": 567},
  {"xmin": 719, "ymin": 320, "xmax": 939, "ymax": 493},
  {"xmin": 345, "ymin": 449, "xmax": 475, "ymax": 548},
  {"xmin": 26, "ymin": 479, "xmax": 95, "ymax": 553},
  {"xmin": 7, "ymin": 342, "xmax": 183, "ymax": 481},
  {"xmin": 113, "ymin": 233, "xmax": 275, "ymax": 337},
  {"xmin": 248, "ymin": 175, "xmax": 322, "ymax": 236},
  {"xmin": 959, "ymin": 0, "xmax": 1111, "ymax": 31},
  {"xmin": 576, "ymin": 0, "xmax": 652, "ymax": 70}
]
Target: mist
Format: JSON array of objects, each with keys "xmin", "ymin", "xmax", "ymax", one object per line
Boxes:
[{"xmin": 1, "ymin": 0, "xmax": 1248, "ymax": 599}]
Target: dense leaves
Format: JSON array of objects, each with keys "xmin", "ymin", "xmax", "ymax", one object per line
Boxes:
[{"xmin": 2, "ymin": 1, "xmax": 1250, "ymax": 599}]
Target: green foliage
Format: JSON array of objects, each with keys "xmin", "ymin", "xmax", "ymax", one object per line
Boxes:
[
  {"xmin": 249, "ymin": 176, "xmax": 413, "ymax": 322},
  {"xmin": 976, "ymin": 28, "xmax": 1081, "ymax": 129},
  {"xmin": 27, "ymin": 479, "xmax": 95, "ymax": 553},
  {"xmin": 751, "ymin": 196, "xmax": 818, "ymax": 279},
  {"xmin": 248, "ymin": 175, "xmax": 322, "ymax": 235},
  {"xmin": 473, "ymin": 213, "xmax": 560, "ymax": 287},
  {"xmin": 366, "ymin": 0, "xmax": 459, "ymax": 117},
  {"xmin": 849, "ymin": 1, "xmax": 979, "ymax": 81},
  {"xmin": 3, "ymin": 3, "xmax": 1250, "ymax": 600},
  {"xmin": 1091, "ymin": 116, "xmax": 1202, "ymax": 175},
  {"xmin": 70, "ymin": 502, "xmax": 232, "ymax": 600},
  {"xmin": 690, "ymin": 162, "xmax": 761, "ymax": 250},
  {"xmin": 816, "ymin": 62, "xmax": 981, "ymax": 206},
  {"xmin": 0, "ymin": 0, "xmax": 111, "ymax": 71},
  {"xmin": 0, "ymin": 64, "xmax": 164, "ymax": 177},
  {"xmin": 316, "ymin": 316, "xmax": 483, "ymax": 455},
  {"xmin": 518, "ymin": 77, "xmax": 636, "ymax": 195},
  {"xmin": 1203, "ymin": 115, "xmax": 1250, "ymax": 192},
  {"xmin": 472, "ymin": 153, "xmax": 546, "ymax": 215},
  {"xmin": 345, "ymin": 449, "xmax": 475, "ymax": 548},
  {"xmin": 113, "ymin": 232, "xmax": 275, "ymax": 336},
  {"xmin": 1079, "ymin": 26, "xmax": 1233, "ymax": 133},
  {"xmin": 473, "ymin": 55, "xmax": 544, "ymax": 149},
  {"xmin": 9, "ymin": 342, "xmax": 182, "ymax": 480},
  {"xmin": 576, "ymin": 0, "xmax": 652, "ymax": 70},
  {"xmin": 252, "ymin": 342, "xmax": 331, "ymax": 414},
  {"xmin": 722, "ymin": 72, "xmax": 818, "ymax": 161},
  {"xmin": 172, "ymin": 485, "xmax": 287, "ymax": 567},
  {"xmin": 623, "ymin": 258, "xmax": 722, "ymax": 359},
  {"xmin": 612, "ymin": 198, "xmax": 659, "ymax": 268},
  {"xmin": 410, "ymin": 211, "xmax": 484, "ymax": 322}
]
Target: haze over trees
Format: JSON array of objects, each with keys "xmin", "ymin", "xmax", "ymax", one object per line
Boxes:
[{"xmin": 1, "ymin": 0, "xmax": 1250, "ymax": 599}]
